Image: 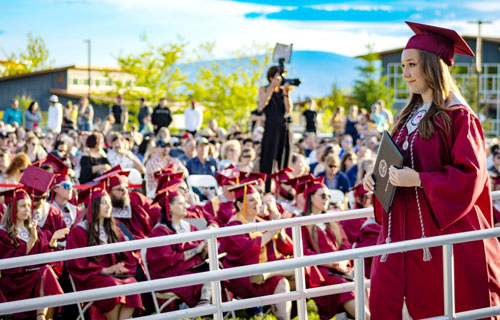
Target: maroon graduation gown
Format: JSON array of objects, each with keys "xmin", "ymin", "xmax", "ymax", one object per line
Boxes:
[
  {"xmin": 201, "ymin": 197, "xmax": 236, "ymax": 227},
  {"xmin": 0, "ymin": 227, "xmax": 63, "ymax": 317},
  {"xmin": 146, "ymin": 222, "xmax": 203, "ymax": 308},
  {"xmin": 66, "ymin": 223, "xmax": 142, "ymax": 314},
  {"xmin": 33, "ymin": 202, "xmax": 67, "ymax": 240},
  {"xmin": 353, "ymin": 219, "xmax": 381, "ymax": 278},
  {"xmin": 301, "ymin": 223, "xmax": 355, "ymax": 320},
  {"xmin": 370, "ymin": 105, "xmax": 500, "ymax": 319},
  {"xmin": 219, "ymin": 215, "xmax": 283, "ymax": 299},
  {"xmin": 340, "ymin": 217, "xmax": 366, "ymax": 245},
  {"xmin": 114, "ymin": 192, "xmax": 154, "ymax": 239}
]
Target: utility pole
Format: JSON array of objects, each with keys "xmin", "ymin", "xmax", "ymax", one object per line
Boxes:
[
  {"xmin": 468, "ymin": 20, "xmax": 491, "ymax": 115},
  {"xmin": 84, "ymin": 39, "xmax": 91, "ymax": 99}
]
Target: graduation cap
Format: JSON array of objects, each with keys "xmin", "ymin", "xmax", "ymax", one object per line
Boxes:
[
  {"xmin": 349, "ymin": 183, "xmax": 370, "ymax": 209},
  {"xmin": 20, "ymin": 166, "xmax": 55, "ymax": 197},
  {"xmin": 94, "ymin": 169, "xmax": 130, "ymax": 192},
  {"xmin": 0, "ymin": 186, "xmax": 30, "ymax": 224},
  {"xmin": 77, "ymin": 182, "xmax": 108, "ymax": 222},
  {"xmin": 304, "ymin": 177, "xmax": 327, "ymax": 201},
  {"xmin": 269, "ymin": 168, "xmax": 294, "ymax": 197},
  {"xmin": 156, "ymin": 172, "xmax": 184, "ymax": 193},
  {"xmin": 100, "ymin": 164, "xmax": 123, "ymax": 177},
  {"xmin": 33, "ymin": 153, "xmax": 69, "ymax": 175},
  {"xmin": 404, "ymin": 21, "xmax": 475, "ymax": 66},
  {"xmin": 216, "ymin": 165, "xmax": 241, "ymax": 186},
  {"xmin": 228, "ymin": 181, "xmax": 259, "ymax": 218},
  {"xmin": 239, "ymin": 171, "xmax": 266, "ymax": 189},
  {"xmin": 152, "ymin": 181, "xmax": 182, "ymax": 221},
  {"xmin": 289, "ymin": 174, "xmax": 315, "ymax": 196},
  {"xmin": 153, "ymin": 164, "xmax": 176, "ymax": 180}
]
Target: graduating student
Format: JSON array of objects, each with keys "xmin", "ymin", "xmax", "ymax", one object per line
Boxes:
[
  {"xmin": 21, "ymin": 166, "xmax": 70, "ymax": 243},
  {"xmin": 50, "ymin": 173, "xmax": 84, "ymax": 229},
  {"xmin": 95, "ymin": 169, "xmax": 154, "ymax": 240},
  {"xmin": 0, "ymin": 187, "xmax": 64, "ymax": 320},
  {"xmin": 300, "ymin": 178, "xmax": 359, "ymax": 320},
  {"xmin": 66, "ymin": 183, "xmax": 142, "ymax": 320},
  {"xmin": 364, "ymin": 22, "xmax": 500, "ymax": 319},
  {"xmin": 219, "ymin": 183, "xmax": 292, "ymax": 320},
  {"xmin": 146, "ymin": 183, "xmax": 212, "ymax": 309}
]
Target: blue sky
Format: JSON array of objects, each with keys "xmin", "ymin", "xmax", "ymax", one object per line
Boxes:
[{"xmin": 1, "ymin": 0, "xmax": 499, "ymax": 67}]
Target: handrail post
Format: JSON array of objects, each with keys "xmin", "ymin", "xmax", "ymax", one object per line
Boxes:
[
  {"xmin": 208, "ymin": 235, "xmax": 223, "ymax": 320},
  {"xmin": 292, "ymin": 225, "xmax": 307, "ymax": 320},
  {"xmin": 354, "ymin": 257, "xmax": 366, "ymax": 319},
  {"xmin": 443, "ymin": 243, "xmax": 455, "ymax": 319}
]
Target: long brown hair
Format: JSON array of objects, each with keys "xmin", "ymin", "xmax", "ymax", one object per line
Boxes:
[
  {"xmin": 85, "ymin": 196, "xmax": 126, "ymax": 262},
  {"xmin": 0, "ymin": 201, "xmax": 33, "ymax": 247},
  {"xmin": 5, "ymin": 153, "xmax": 30, "ymax": 179},
  {"xmin": 392, "ymin": 50, "xmax": 461, "ymax": 140}
]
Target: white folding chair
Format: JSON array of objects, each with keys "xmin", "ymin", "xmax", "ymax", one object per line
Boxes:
[
  {"xmin": 69, "ymin": 274, "xmax": 94, "ymax": 320},
  {"xmin": 140, "ymin": 248, "xmax": 179, "ymax": 314},
  {"xmin": 186, "ymin": 175, "xmax": 219, "ymax": 192},
  {"xmin": 329, "ymin": 189, "xmax": 346, "ymax": 208}
]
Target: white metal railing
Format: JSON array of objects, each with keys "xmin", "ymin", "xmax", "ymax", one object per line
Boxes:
[{"xmin": 1, "ymin": 191, "xmax": 500, "ymax": 320}]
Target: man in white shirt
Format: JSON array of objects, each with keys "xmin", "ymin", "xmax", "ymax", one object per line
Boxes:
[
  {"xmin": 184, "ymin": 100, "xmax": 203, "ymax": 135},
  {"xmin": 47, "ymin": 95, "xmax": 63, "ymax": 133}
]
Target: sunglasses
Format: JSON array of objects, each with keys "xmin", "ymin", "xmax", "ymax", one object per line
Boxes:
[
  {"xmin": 318, "ymin": 193, "xmax": 330, "ymax": 200},
  {"xmin": 328, "ymin": 165, "xmax": 338, "ymax": 168},
  {"xmin": 59, "ymin": 182, "xmax": 73, "ymax": 190},
  {"xmin": 228, "ymin": 148, "xmax": 237, "ymax": 152},
  {"xmin": 343, "ymin": 139, "xmax": 353, "ymax": 143},
  {"xmin": 19, "ymin": 168, "xmax": 25, "ymax": 173}
]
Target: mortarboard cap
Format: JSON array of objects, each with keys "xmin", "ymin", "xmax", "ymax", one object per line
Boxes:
[
  {"xmin": 404, "ymin": 21, "xmax": 474, "ymax": 66},
  {"xmin": 269, "ymin": 168, "xmax": 294, "ymax": 197},
  {"xmin": 0, "ymin": 186, "xmax": 30, "ymax": 224},
  {"xmin": 94, "ymin": 169, "xmax": 130, "ymax": 191},
  {"xmin": 216, "ymin": 165, "xmax": 241, "ymax": 186},
  {"xmin": 289, "ymin": 174, "xmax": 315, "ymax": 195},
  {"xmin": 304, "ymin": 177, "xmax": 327, "ymax": 200},
  {"xmin": 77, "ymin": 182, "xmax": 108, "ymax": 222},
  {"xmin": 156, "ymin": 172, "xmax": 184, "ymax": 193},
  {"xmin": 153, "ymin": 164, "xmax": 176, "ymax": 179},
  {"xmin": 228, "ymin": 181, "xmax": 259, "ymax": 217},
  {"xmin": 34, "ymin": 153, "xmax": 69, "ymax": 175},
  {"xmin": 20, "ymin": 166, "xmax": 55, "ymax": 197},
  {"xmin": 152, "ymin": 181, "xmax": 182, "ymax": 221},
  {"xmin": 239, "ymin": 171, "xmax": 266, "ymax": 188}
]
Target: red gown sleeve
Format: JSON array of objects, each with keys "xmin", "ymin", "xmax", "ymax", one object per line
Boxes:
[
  {"xmin": 419, "ymin": 107, "xmax": 491, "ymax": 230},
  {"xmin": 66, "ymin": 226, "xmax": 104, "ymax": 282}
]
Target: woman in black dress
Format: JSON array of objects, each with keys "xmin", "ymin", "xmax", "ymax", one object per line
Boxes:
[{"xmin": 258, "ymin": 66, "xmax": 292, "ymax": 192}]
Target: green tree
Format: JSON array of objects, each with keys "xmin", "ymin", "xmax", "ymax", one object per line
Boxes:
[
  {"xmin": 186, "ymin": 42, "xmax": 272, "ymax": 129},
  {"xmin": 317, "ymin": 82, "xmax": 348, "ymax": 132},
  {"xmin": 352, "ymin": 44, "xmax": 394, "ymax": 111},
  {"xmin": 1, "ymin": 33, "xmax": 52, "ymax": 76}
]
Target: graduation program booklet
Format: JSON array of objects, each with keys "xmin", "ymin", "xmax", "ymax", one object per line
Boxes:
[{"xmin": 373, "ymin": 131, "xmax": 405, "ymax": 213}]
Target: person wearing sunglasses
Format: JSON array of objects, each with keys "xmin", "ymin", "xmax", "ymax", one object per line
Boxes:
[
  {"xmin": 316, "ymin": 154, "xmax": 350, "ymax": 193},
  {"xmin": 50, "ymin": 174, "xmax": 83, "ymax": 229},
  {"xmin": 218, "ymin": 139, "xmax": 240, "ymax": 170}
]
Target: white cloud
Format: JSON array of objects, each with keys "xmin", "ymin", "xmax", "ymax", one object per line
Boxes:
[
  {"xmin": 307, "ymin": 4, "xmax": 394, "ymax": 11},
  {"xmin": 463, "ymin": 1, "xmax": 500, "ymax": 12}
]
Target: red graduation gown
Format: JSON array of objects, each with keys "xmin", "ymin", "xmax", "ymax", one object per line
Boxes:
[
  {"xmin": 219, "ymin": 216, "xmax": 283, "ymax": 299},
  {"xmin": 114, "ymin": 192, "xmax": 154, "ymax": 239},
  {"xmin": 66, "ymin": 223, "xmax": 142, "ymax": 314},
  {"xmin": 0, "ymin": 227, "xmax": 63, "ymax": 317},
  {"xmin": 146, "ymin": 222, "xmax": 203, "ymax": 308},
  {"xmin": 340, "ymin": 217, "xmax": 366, "ymax": 245},
  {"xmin": 201, "ymin": 197, "xmax": 236, "ymax": 227},
  {"xmin": 301, "ymin": 223, "xmax": 355, "ymax": 320},
  {"xmin": 353, "ymin": 219, "xmax": 381, "ymax": 278},
  {"xmin": 33, "ymin": 202, "xmax": 67, "ymax": 240},
  {"xmin": 370, "ymin": 105, "xmax": 500, "ymax": 319}
]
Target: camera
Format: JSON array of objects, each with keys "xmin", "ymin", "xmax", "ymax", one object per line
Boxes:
[{"xmin": 278, "ymin": 58, "xmax": 301, "ymax": 87}]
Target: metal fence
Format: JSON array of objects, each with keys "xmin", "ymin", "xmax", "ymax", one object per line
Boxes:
[{"xmin": 1, "ymin": 192, "xmax": 500, "ymax": 320}]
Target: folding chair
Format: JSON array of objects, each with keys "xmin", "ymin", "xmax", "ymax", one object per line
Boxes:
[
  {"xmin": 140, "ymin": 248, "xmax": 179, "ymax": 314},
  {"xmin": 329, "ymin": 189, "xmax": 346, "ymax": 208},
  {"xmin": 186, "ymin": 175, "xmax": 219, "ymax": 193},
  {"xmin": 69, "ymin": 274, "xmax": 94, "ymax": 320}
]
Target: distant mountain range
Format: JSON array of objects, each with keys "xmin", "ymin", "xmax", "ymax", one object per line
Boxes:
[{"xmin": 184, "ymin": 50, "xmax": 364, "ymax": 101}]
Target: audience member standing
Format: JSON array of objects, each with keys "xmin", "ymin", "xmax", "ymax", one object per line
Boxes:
[
  {"xmin": 152, "ymin": 97, "xmax": 172, "ymax": 134},
  {"xmin": 77, "ymin": 97, "xmax": 94, "ymax": 132},
  {"xmin": 2, "ymin": 99, "xmax": 22, "ymax": 127},
  {"xmin": 184, "ymin": 100, "xmax": 203, "ymax": 135},
  {"xmin": 47, "ymin": 95, "xmax": 63, "ymax": 133},
  {"xmin": 302, "ymin": 99, "xmax": 318, "ymax": 134},
  {"xmin": 24, "ymin": 101, "xmax": 42, "ymax": 131},
  {"xmin": 137, "ymin": 97, "xmax": 152, "ymax": 132},
  {"xmin": 111, "ymin": 95, "xmax": 128, "ymax": 132}
]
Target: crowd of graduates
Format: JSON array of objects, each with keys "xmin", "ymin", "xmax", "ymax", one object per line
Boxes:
[{"xmin": 1, "ymin": 93, "xmax": 500, "ymax": 320}]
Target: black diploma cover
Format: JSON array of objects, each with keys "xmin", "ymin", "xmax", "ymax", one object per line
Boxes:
[{"xmin": 373, "ymin": 131, "xmax": 405, "ymax": 213}]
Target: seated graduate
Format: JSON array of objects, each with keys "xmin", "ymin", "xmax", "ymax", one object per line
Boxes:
[
  {"xmin": 219, "ymin": 182, "xmax": 292, "ymax": 320},
  {"xmin": 146, "ymin": 182, "xmax": 212, "ymax": 310},
  {"xmin": 340, "ymin": 183, "xmax": 370, "ymax": 245},
  {"xmin": 21, "ymin": 166, "xmax": 70, "ymax": 243},
  {"xmin": 0, "ymin": 187, "xmax": 64, "ymax": 320},
  {"xmin": 270, "ymin": 168, "xmax": 302, "ymax": 216},
  {"xmin": 300, "ymin": 177, "xmax": 361, "ymax": 320},
  {"xmin": 50, "ymin": 173, "xmax": 84, "ymax": 230},
  {"xmin": 94, "ymin": 167, "xmax": 154, "ymax": 240},
  {"xmin": 66, "ymin": 182, "xmax": 143, "ymax": 320}
]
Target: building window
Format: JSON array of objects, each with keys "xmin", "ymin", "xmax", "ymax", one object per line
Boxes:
[
  {"xmin": 83, "ymin": 79, "xmax": 90, "ymax": 85},
  {"xmin": 72, "ymin": 78, "xmax": 78, "ymax": 85},
  {"xmin": 95, "ymin": 79, "xmax": 100, "ymax": 86},
  {"xmin": 387, "ymin": 62, "xmax": 408, "ymax": 102},
  {"xmin": 125, "ymin": 80, "xmax": 132, "ymax": 86},
  {"xmin": 106, "ymin": 79, "xmax": 112, "ymax": 86}
]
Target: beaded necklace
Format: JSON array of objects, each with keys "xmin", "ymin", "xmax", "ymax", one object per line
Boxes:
[{"xmin": 380, "ymin": 104, "xmax": 432, "ymax": 262}]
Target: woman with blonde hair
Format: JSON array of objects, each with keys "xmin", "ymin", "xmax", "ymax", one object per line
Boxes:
[{"xmin": 218, "ymin": 139, "xmax": 241, "ymax": 170}]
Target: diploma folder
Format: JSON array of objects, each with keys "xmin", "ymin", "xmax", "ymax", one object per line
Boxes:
[{"xmin": 373, "ymin": 131, "xmax": 405, "ymax": 213}]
